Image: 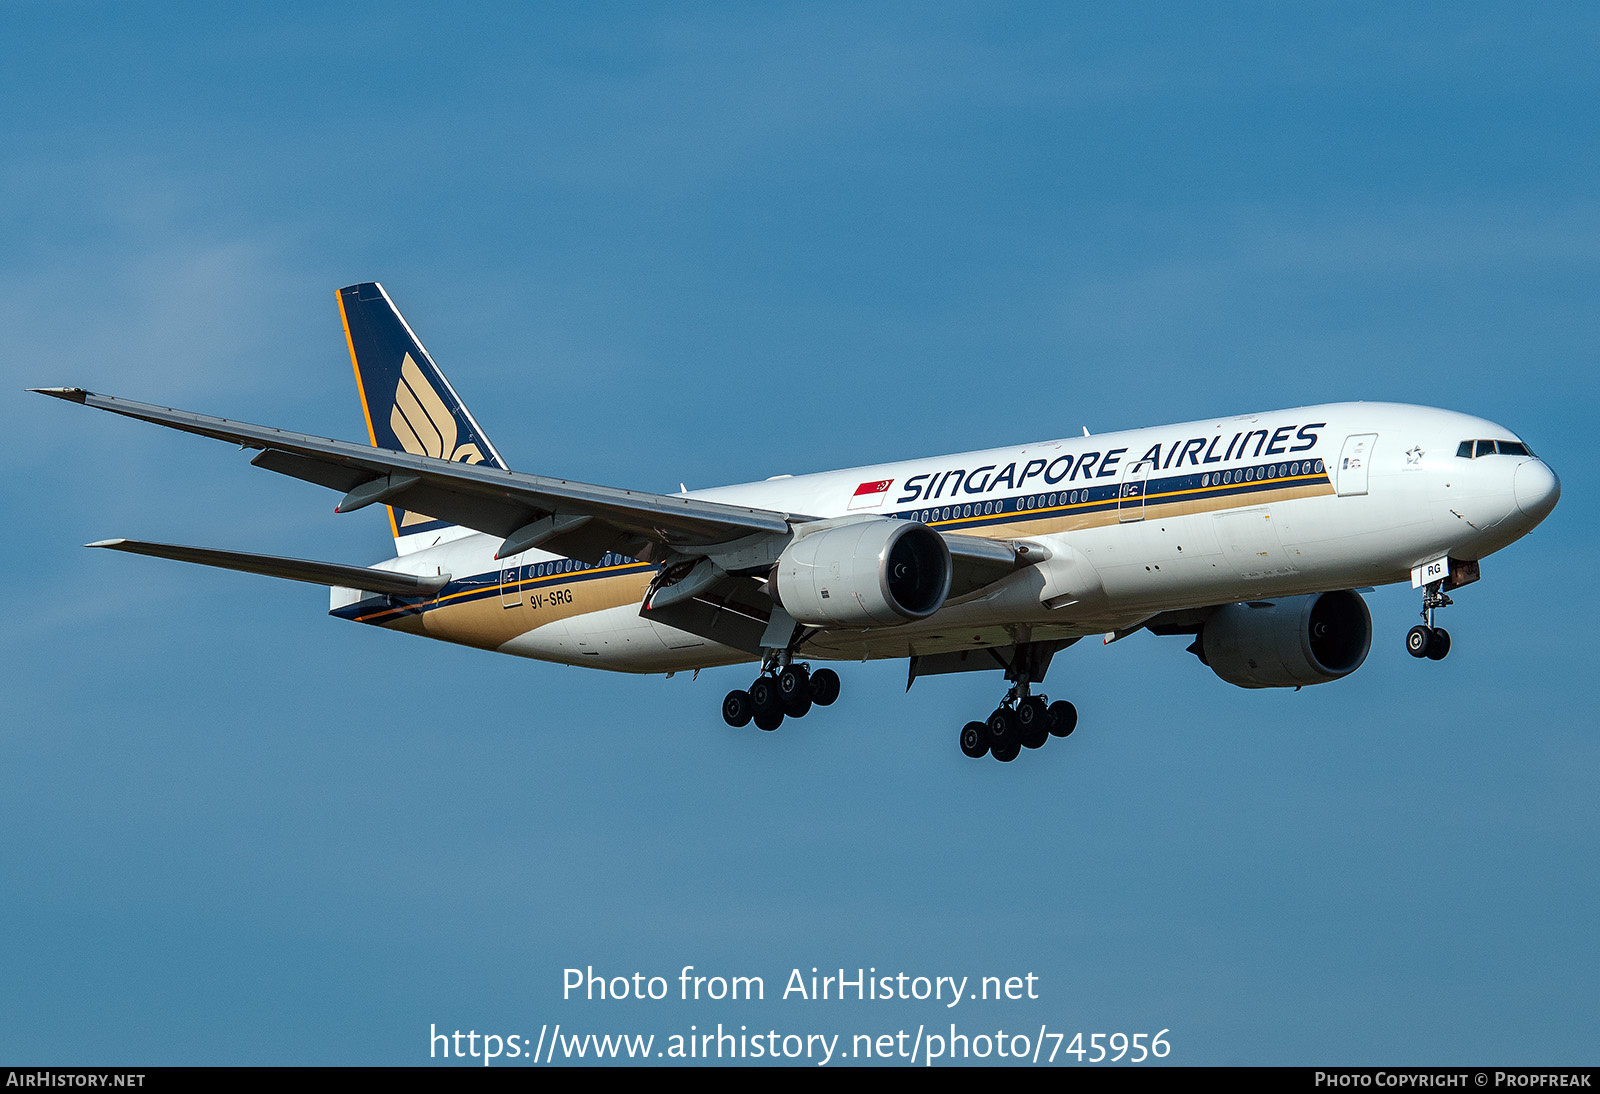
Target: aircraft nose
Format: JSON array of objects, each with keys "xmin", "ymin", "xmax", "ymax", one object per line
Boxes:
[{"xmin": 1514, "ymin": 459, "xmax": 1560, "ymax": 523}]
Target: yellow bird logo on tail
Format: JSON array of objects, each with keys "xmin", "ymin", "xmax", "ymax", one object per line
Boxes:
[{"xmin": 389, "ymin": 353, "xmax": 485, "ymax": 525}]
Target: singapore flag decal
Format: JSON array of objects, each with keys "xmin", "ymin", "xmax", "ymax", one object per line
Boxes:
[{"xmin": 848, "ymin": 478, "xmax": 894, "ymax": 510}]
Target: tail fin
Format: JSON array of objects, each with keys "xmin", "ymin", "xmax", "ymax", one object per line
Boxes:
[{"xmin": 336, "ymin": 282, "xmax": 507, "ymax": 552}]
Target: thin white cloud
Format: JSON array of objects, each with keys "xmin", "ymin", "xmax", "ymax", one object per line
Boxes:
[{"xmin": 1, "ymin": 155, "xmax": 322, "ymax": 461}]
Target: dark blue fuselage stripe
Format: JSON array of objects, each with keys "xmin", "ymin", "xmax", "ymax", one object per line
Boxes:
[{"xmin": 894, "ymin": 466, "xmax": 1329, "ymax": 530}]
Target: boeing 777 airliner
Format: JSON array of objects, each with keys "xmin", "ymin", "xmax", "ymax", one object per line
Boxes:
[{"xmin": 33, "ymin": 284, "xmax": 1561, "ymax": 762}]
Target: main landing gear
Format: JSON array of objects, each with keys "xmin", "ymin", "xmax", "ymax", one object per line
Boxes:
[
  {"xmin": 1406, "ymin": 579, "xmax": 1453, "ymax": 661},
  {"xmin": 959, "ymin": 684, "xmax": 1077, "ymax": 763},
  {"xmin": 722, "ymin": 662, "xmax": 841, "ymax": 732},
  {"xmin": 952, "ymin": 638, "xmax": 1078, "ymax": 763}
]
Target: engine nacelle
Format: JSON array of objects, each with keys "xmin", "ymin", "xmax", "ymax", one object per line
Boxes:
[
  {"xmin": 771, "ymin": 519, "xmax": 951, "ymax": 627},
  {"xmin": 1199, "ymin": 590, "xmax": 1371, "ymax": 689}
]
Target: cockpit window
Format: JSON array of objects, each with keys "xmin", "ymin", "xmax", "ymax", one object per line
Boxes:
[{"xmin": 1457, "ymin": 439, "xmax": 1536, "ymax": 459}]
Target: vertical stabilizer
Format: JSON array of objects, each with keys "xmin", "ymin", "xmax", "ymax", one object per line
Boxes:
[{"xmin": 336, "ymin": 282, "xmax": 507, "ymax": 553}]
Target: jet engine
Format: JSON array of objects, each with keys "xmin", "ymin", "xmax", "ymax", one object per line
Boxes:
[
  {"xmin": 1198, "ymin": 590, "xmax": 1371, "ymax": 689},
  {"xmin": 771, "ymin": 519, "xmax": 951, "ymax": 628}
]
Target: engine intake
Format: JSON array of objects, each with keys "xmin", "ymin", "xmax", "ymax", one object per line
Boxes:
[
  {"xmin": 1199, "ymin": 590, "xmax": 1371, "ymax": 689},
  {"xmin": 772, "ymin": 519, "xmax": 951, "ymax": 627}
]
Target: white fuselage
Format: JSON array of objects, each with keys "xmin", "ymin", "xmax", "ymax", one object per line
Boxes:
[{"xmin": 336, "ymin": 402, "xmax": 1559, "ymax": 673}]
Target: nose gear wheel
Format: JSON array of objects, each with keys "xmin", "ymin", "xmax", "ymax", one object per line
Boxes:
[{"xmin": 1406, "ymin": 580, "xmax": 1455, "ymax": 661}]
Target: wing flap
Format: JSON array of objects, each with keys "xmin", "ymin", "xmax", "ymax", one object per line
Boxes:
[{"xmin": 249, "ymin": 449, "xmax": 372, "ymax": 494}]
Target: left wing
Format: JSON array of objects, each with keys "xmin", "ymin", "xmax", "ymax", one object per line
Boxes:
[{"xmin": 86, "ymin": 538, "xmax": 452, "ymax": 596}]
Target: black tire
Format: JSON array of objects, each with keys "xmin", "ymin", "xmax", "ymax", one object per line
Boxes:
[
  {"xmin": 992, "ymin": 737, "xmax": 1021, "ymax": 763},
  {"xmin": 1406, "ymin": 625, "xmax": 1432, "ymax": 658},
  {"xmin": 776, "ymin": 665, "xmax": 810, "ymax": 710},
  {"xmin": 785, "ymin": 694, "xmax": 812, "ymax": 719},
  {"xmin": 753, "ymin": 708, "xmax": 784, "ymax": 732},
  {"xmin": 987, "ymin": 707, "xmax": 1019, "ymax": 753},
  {"xmin": 722, "ymin": 690, "xmax": 753, "ymax": 728},
  {"xmin": 1047, "ymin": 700, "xmax": 1077, "ymax": 738},
  {"xmin": 749, "ymin": 676, "xmax": 783, "ymax": 717},
  {"xmin": 1426, "ymin": 627, "xmax": 1451, "ymax": 661},
  {"xmin": 1018, "ymin": 697, "xmax": 1049, "ymax": 749},
  {"xmin": 960, "ymin": 721, "xmax": 989, "ymax": 759},
  {"xmin": 809, "ymin": 668, "xmax": 841, "ymax": 706}
]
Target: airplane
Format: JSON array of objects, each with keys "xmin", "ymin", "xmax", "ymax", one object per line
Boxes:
[{"xmin": 32, "ymin": 283, "xmax": 1561, "ymax": 763}]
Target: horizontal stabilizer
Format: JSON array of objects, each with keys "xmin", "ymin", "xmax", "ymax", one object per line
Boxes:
[{"xmin": 86, "ymin": 539, "xmax": 449, "ymax": 596}]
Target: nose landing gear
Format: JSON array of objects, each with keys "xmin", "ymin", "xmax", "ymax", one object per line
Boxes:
[{"xmin": 1406, "ymin": 580, "xmax": 1453, "ymax": 661}]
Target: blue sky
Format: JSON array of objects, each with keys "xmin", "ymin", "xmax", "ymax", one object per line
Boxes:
[{"xmin": 4, "ymin": 2, "xmax": 1596, "ymax": 1065}]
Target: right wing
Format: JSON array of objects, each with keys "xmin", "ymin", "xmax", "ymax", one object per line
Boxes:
[{"xmin": 32, "ymin": 387, "xmax": 796, "ymax": 565}]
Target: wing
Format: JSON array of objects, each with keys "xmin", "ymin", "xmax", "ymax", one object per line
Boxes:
[
  {"xmin": 32, "ymin": 387, "xmax": 795, "ymax": 565},
  {"xmin": 87, "ymin": 539, "xmax": 451, "ymax": 596}
]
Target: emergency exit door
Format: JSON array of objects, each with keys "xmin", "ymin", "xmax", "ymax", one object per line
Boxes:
[
  {"xmin": 1337, "ymin": 434, "xmax": 1377, "ymax": 496},
  {"xmin": 1118, "ymin": 459, "xmax": 1152, "ymax": 521}
]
